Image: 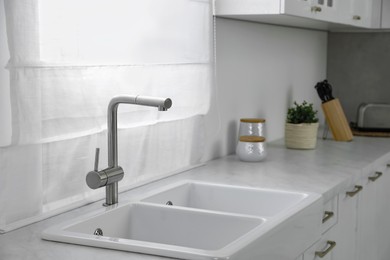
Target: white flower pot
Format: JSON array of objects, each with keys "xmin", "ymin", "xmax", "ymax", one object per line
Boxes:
[{"xmin": 285, "ymin": 122, "xmax": 319, "ymax": 149}]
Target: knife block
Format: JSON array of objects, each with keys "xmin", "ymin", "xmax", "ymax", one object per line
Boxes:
[{"xmin": 322, "ymin": 99, "xmax": 353, "ymax": 141}]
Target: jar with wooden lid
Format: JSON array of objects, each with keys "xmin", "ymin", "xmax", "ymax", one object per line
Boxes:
[
  {"xmin": 236, "ymin": 136, "xmax": 267, "ymax": 162},
  {"xmin": 238, "ymin": 118, "xmax": 266, "ymax": 138}
]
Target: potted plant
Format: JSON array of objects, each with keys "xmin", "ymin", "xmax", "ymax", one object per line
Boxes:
[{"xmin": 285, "ymin": 101, "xmax": 319, "ymax": 149}]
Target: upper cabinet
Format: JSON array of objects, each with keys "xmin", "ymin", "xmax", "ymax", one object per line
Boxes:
[
  {"xmin": 344, "ymin": 0, "xmax": 374, "ymax": 28},
  {"xmin": 215, "ymin": 0, "xmax": 387, "ymax": 30},
  {"xmin": 283, "ymin": 0, "xmax": 338, "ymax": 22},
  {"xmin": 382, "ymin": 0, "xmax": 390, "ymax": 28}
]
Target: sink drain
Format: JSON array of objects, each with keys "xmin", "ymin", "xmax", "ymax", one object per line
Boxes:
[{"xmin": 94, "ymin": 228, "xmax": 103, "ymax": 236}]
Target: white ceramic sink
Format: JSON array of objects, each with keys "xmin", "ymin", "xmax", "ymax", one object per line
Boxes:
[
  {"xmin": 43, "ymin": 203, "xmax": 263, "ymax": 259},
  {"xmin": 42, "ymin": 181, "xmax": 322, "ymax": 260},
  {"xmin": 141, "ymin": 181, "xmax": 309, "ymax": 217}
]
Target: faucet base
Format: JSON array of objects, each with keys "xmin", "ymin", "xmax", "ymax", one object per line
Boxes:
[{"xmin": 103, "ymin": 182, "xmax": 119, "ymax": 206}]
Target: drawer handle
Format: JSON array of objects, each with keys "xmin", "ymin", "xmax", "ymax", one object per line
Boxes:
[
  {"xmin": 368, "ymin": 172, "xmax": 383, "ymax": 182},
  {"xmin": 315, "ymin": 241, "xmax": 336, "ymax": 258},
  {"xmin": 311, "ymin": 6, "xmax": 322, "ymax": 12},
  {"xmin": 353, "ymin": 15, "xmax": 361, "ymax": 20},
  {"xmin": 346, "ymin": 185, "xmax": 363, "ymax": 197},
  {"xmin": 322, "ymin": 211, "xmax": 334, "ymax": 223}
]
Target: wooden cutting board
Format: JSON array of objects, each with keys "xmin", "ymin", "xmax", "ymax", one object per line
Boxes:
[{"xmin": 351, "ymin": 128, "xmax": 390, "ymax": 137}]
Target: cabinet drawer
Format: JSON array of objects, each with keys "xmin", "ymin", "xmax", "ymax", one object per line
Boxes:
[
  {"xmin": 321, "ymin": 196, "xmax": 338, "ymax": 234},
  {"xmin": 304, "ymin": 228, "xmax": 337, "ymax": 260}
]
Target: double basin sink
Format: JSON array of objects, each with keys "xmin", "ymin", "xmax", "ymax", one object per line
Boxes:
[{"xmin": 42, "ymin": 181, "xmax": 322, "ymax": 259}]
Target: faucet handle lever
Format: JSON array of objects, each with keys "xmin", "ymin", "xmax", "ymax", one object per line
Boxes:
[{"xmin": 94, "ymin": 148, "xmax": 100, "ymax": 171}]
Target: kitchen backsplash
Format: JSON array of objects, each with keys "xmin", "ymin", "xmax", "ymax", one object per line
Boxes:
[
  {"xmin": 203, "ymin": 18, "xmax": 327, "ymax": 160},
  {"xmin": 327, "ymin": 32, "xmax": 390, "ymax": 124}
]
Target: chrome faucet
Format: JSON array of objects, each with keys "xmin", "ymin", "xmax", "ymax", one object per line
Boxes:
[{"xmin": 86, "ymin": 95, "xmax": 172, "ymax": 206}]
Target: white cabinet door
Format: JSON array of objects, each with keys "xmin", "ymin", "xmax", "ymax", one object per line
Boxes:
[
  {"xmin": 337, "ymin": 0, "xmax": 374, "ymax": 27},
  {"xmin": 357, "ymin": 160, "xmax": 390, "ymax": 260},
  {"xmin": 382, "ymin": 0, "xmax": 390, "ymax": 28},
  {"xmin": 282, "ymin": 0, "xmax": 314, "ymax": 19},
  {"xmin": 312, "ymin": 0, "xmax": 339, "ymax": 22},
  {"xmin": 371, "ymin": 0, "xmax": 382, "ymax": 28},
  {"xmin": 374, "ymin": 162, "xmax": 390, "ymax": 260},
  {"xmin": 334, "ymin": 183, "xmax": 361, "ymax": 260},
  {"xmin": 335, "ymin": 160, "xmax": 390, "ymax": 260},
  {"xmin": 304, "ymin": 227, "xmax": 338, "ymax": 260},
  {"xmin": 283, "ymin": 0, "xmax": 338, "ymax": 22},
  {"xmin": 321, "ymin": 196, "xmax": 338, "ymax": 234},
  {"xmin": 215, "ymin": 0, "xmax": 280, "ymax": 16},
  {"xmin": 349, "ymin": 0, "xmax": 374, "ymax": 27},
  {"xmin": 357, "ymin": 168, "xmax": 379, "ymax": 260}
]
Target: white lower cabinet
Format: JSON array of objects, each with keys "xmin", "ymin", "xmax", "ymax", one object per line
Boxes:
[
  {"xmin": 333, "ymin": 181, "xmax": 361, "ymax": 260},
  {"xmin": 335, "ymin": 160, "xmax": 390, "ymax": 260},
  {"xmin": 301, "ymin": 158, "xmax": 390, "ymax": 260},
  {"xmin": 321, "ymin": 196, "xmax": 338, "ymax": 234},
  {"xmin": 301, "ymin": 196, "xmax": 339, "ymax": 260},
  {"xmin": 375, "ymin": 163, "xmax": 390, "ymax": 259},
  {"xmin": 358, "ymin": 162, "xmax": 390, "ymax": 260},
  {"xmin": 357, "ymin": 167, "xmax": 380, "ymax": 260},
  {"xmin": 303, "ymin": 228, "xmax": 337, "ymax": 260}
]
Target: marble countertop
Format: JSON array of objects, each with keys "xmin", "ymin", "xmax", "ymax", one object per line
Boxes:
[{"xmin": 1, "ymin": 136, "xmax": 390, "ymax": 260}]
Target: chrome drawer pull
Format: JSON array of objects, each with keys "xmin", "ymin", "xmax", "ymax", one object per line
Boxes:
[
  {"xmin": 346, "ymin": 185, "xmax": 363, "ymax": 197},
  {"xmin": 315, "ymin": 241, "xmax": 336, "ymax": 258},
  {"xmin": 322, "ymin": 211, "xmax": 334, "ymax": 223},
  {"xmin": 368, "ymin": 172, "xmax": 382, "ymax": 182}
]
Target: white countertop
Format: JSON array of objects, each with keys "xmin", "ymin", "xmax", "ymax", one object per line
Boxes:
[{"xmin": 1, "ymin": 136, "xmax": 390, "ymax": 260}]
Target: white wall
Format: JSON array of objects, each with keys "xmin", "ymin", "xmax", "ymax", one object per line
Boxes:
[
  {"xmin": 203, "ymin": 18, "xmax": 327, "ymax": 161},
  {"xmin": 0, "ymin": 0, "xmax": 11, "ymax": 146}
]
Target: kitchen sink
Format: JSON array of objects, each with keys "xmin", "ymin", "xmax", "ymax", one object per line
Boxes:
[
  {"xmin": 43, "ymin": 203, "xmax": 264, "ymax": 259},
  {"xmin": 141, "ymin": 181, "xmax": 309, "ymax": 217},
  {"xmin": 42, "ymin": 181, "xmax": 322, "ymax": 260}
]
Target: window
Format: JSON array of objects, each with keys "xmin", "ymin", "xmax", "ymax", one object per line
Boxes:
[{"xmin": 0, "ymin": 0, "xmax": 213, "ymax": 233}]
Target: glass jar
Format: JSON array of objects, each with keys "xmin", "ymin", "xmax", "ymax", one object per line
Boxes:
[
  {"xmin": 238, "ymin": 118, "xmax": 266, "ymax": 139},
  {"xmin": 236, "ymin": 136, "xmax": 267, "ymax": 162}
]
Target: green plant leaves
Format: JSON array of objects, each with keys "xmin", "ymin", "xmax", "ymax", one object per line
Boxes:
[{"xmin": 287, "ymin": 101, "xmax": 318, "ymax": 124}]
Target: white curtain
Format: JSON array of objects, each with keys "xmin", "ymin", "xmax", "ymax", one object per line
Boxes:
[{"xmin": 0, "ymin": 0, "xmax": 213, "ymax": 233}]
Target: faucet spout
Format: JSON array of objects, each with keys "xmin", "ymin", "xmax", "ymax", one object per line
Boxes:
[
  {"xmin": 86, "ymin": 95, "xmax": 172, "ymax": 206},
  {"xmin": 107, "ymin": 95, "xmax": 172, "ymax": 168}
]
